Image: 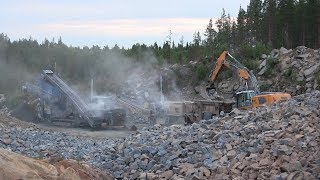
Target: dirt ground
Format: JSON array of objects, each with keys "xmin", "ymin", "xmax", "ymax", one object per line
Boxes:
[{"xmin": 37, "ymin": 123, "xmax": 133, "ymax": 139}]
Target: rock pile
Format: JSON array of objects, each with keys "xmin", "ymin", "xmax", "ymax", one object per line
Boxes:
[
  {"xmin": 103, "ymin": 91, "xmax": 320, "ymax": 179},
  {"xmin": 1, "ymin": 91, "xmax": 319, "ymax": 179},
  {"xmin": 258, "ymin": 46, "xmax": 320, "ymax": 95}
]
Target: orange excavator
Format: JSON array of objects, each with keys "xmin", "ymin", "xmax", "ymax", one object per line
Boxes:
[{"xmin": 207, "ymin": 51, "xmax": 291, "ymax": 109}]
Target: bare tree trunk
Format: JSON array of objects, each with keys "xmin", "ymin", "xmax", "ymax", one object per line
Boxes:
[
  {"xmin": 302, "ymin": 23, "xmax": 305, "ymax": 46},
  {"xmin": 285, "ymin": 24, "xmax": 290, "ymax": 48},
  {"xmin": 268, "ymin": 22, "xmax": 272, "ymax": 45}
]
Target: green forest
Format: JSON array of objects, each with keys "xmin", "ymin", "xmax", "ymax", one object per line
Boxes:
[{"xmin": 0, "ymin": 0, "xmax": 319, "ymax": 105}]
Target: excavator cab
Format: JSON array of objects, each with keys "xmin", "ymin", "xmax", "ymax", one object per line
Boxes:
[{"xmin": 235, "ymin": 90, "xmax": 256, "ymax": 109}]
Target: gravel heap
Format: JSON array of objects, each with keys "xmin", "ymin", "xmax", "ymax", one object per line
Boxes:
[
  {"xmin": 1, "ymin": 91, "xmax": 320, "ymax": 179},
  {"xmin": 106, "ymin": 91, "xmax": 320, "ymax": 179}
]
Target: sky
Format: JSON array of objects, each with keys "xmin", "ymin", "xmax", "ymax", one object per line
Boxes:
[{"xmin": 1, "ymin": 0, "xmax": 251, "ymax": 48}]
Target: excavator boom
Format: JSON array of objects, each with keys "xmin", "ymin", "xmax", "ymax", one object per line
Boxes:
[
  {"xmin": 208, "ymin": 51, "xmax": 257, "ymax": 92},
  {"xmin": 209, "ymin": 51, "xmax": 229, "ymax": 82}
]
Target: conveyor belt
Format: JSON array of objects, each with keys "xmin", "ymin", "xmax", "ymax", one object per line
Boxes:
[
  {"xmin": 42, "ymin": 71, "xmax": 94, "ymax": 127},
  {"xmin": 116, "ymin": 98, "xmax": 149, "ymax": 113}
]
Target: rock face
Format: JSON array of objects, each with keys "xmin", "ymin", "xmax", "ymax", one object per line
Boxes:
[
  {"xmin": 258, "ymin": 46, "xmax": 320, "ymax": 95},
  {"xmin": 2, "ymin": 91, "xmax": 320, "ymax": 179},
  {"xmin": 0, "ymin": 148, "xmax": 112, "ymax": 180}
]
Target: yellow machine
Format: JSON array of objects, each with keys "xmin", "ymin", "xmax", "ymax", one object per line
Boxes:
[
  {"xmin": 207, "ymin": 51, "xmax": 291, "ymax": 109},
  {"xmin": 235, "ymin": 90, "xmax": 291, "ymax": 109}
]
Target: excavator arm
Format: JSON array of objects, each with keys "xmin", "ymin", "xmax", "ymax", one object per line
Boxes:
[
  {"xmin": 207, "ymin": 51, "xmax": 258, "ymax": 92},
  {"xmin": 209, "ymin": 51, "xmax": 229, "ymax": 82}
]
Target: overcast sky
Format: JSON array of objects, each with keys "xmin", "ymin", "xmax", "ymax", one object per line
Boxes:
[{"xmin": 1, "ymin": 0, "xmax": 250, "ymax": 48}]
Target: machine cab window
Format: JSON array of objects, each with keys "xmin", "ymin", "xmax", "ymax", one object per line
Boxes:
[
  {"xmin": 258, "ymin": 97, "xmax": 267, "ymax": 104},
  {"xmin": 236, "ymin": 90, "xmax": 256, "ymax": 108}
]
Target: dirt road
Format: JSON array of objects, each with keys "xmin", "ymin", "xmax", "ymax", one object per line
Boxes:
[{"xmin": 37, "ymin": 123, "xmax": 133, "ymax": 139}]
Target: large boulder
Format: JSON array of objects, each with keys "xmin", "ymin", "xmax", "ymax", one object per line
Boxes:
[
  {"xmin": 258, "ymin": 66, "xmax": 267, "ymax": 75},
  {"xmin": 279, "ymin": 47, "xmax": 289, "ymax": 54},
  {"xmin": 304, "ymin": 63, "xmax": 320, "ymax": 77},
  {"xmin": 259, "ymin": 59, "xmax": 267, "ymax": 69}
]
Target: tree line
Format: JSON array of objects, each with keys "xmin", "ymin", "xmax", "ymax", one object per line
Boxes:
[{"xmin": 0, "ymin": 0, "xmax": 319, "ymax": 104}]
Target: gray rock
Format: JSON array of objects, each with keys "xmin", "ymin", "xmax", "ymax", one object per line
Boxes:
[
  {"xmin": 261, "ymin": 54, "xmax": 267, "ymax": 59},
  {"xmin": 296, "ymin": 75, "xmax": 304, "ymax": 82},
  {"xmin": 113, "ymin": 171, "xmax": 124, "ymax": 179},
  {"xmin": 160, "ymin": 170, "xmax": 174, "ymax": 179},
  {"xmin": 281, "ymin": 161, "xmax": 302, "ymax": 172},
  {"xmin": 304, "ymin": 63, "xmax": 320, "ymax": 77},
  {"xmin": 187, "ymin": 155, "xmax": 197, "ymax": 164},
  {"xmin": 258, "ymin": 66, "xmax": 267, "ymax": 75},
  {"xmin": 147, "ymin": 160, "xmax": 156, "ymax": 170},
  {"xmin": 271, "ymin": 49, "xmax": 280, "ymax": 58},
  {"xmin": 296, "ymin": 53, "xmax": 310, "ymax": 60},
  {"xmin": 296, "ymin": 46, "xmax": 307, "ymax": 54},
  {"xmin": 279, "ymin": 47, "xmax": 289, "ymax": 54},
  {"xmin": 157, "ymin": 149, "xmax": 167, "ymax": 156},
  {"xmin": 259, "ymin": 59, "xmax": 267, "ymax": 69},
  {"xmin": 226, "ymin": 150, "xmax": 236, "ymax": 157},
  {"xmin": 2, "ymin": 138, "xmax": 12, "ymax": 145}
]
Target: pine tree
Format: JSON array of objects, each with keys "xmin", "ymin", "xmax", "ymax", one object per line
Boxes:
[
  {"xmin": 305, "ymin": 0, "xmax": 320, "ymax": 48},
  {"xmin": 277, "ymin": 0, "xmax": 295, "ymax": 48},
  {"xmin": 231, "ymin": 21, "xmax": 237, "ymax": 48},
  {"xmin": 262, "ymin": 0, "xmax": 277, "ymax": 46},
  {"xmin": 236, "ymin": 6, "xmax": 247, "ymax": 45},
  {"xmin": 317, "ymin": 0, "xmax": 320, "ymax": 48},
  {"xmin": 193, "ymin": 31, "xmax": 201, "ymax": 47},
  {"xmin": 204, "ymin": 18, "xmax": 216, "ymax": 48},
  {"xmin": 247, "ymin": 0, "xmax": 263, "ymax": 43},
  {"xmin": 215, "ymin": 9, "xmax": 232, "ymax": 49}
]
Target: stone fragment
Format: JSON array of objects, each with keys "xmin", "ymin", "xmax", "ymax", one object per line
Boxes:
[
  {"xmin": 296, "ymin": 53, "xmax": 310, "ymax": 60},
  {"xmin": 271, "ymin": 49, "xmax": 280, "ymax": 58},
  {"xmin": 2, "ymin": 138, "xmax": 12, "ymax": 145},
  {"xmin": 280, "ymin": 47, "xmax": 289, "ymax": 54},
  {"xmin": 226, "ymin": 144, "xmax": 233, "ymax": 151},
  {"xmin": 304, "ymin": 63, "xmax": 320, "ymax": 77},
  {"xmin": 259, "ymin": 59, "xmax": 267, "ymax": 69},
  {"xmin": 259, "ymin": 158, "xmax": 271, "ymax": 166},
  {"xmin": 250, "ymin": 163, "xmax": 260, "ymax": 170},
  {"xmin": 199, "ymin": 166, "xmax": 211, "ymax": 177},
  {"xmin": 227, "ymin": 150, "xmax": 236, "ymax": 158},
  {"xmin": 258, "ymin": 66, "xmax": 267, "ymax": 75},
  {"xmin": 160, "ymin": 170, "xmax": 174, "ymax": 179},
  {"xmin": 281, "ymin": 161, "xmax": 302, "ymax": 172}
]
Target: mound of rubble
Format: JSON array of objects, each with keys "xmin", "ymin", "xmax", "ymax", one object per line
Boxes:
[
  {"xmin": 258, "ymin": 46, "xmax": 320, "ymax": 95},
  {"xmin": 103, "ymin": 91, "xmax": 319, "ymax": 179},
  {"xmin": 1, "ymin": 91, "xmax": 319, "ymax": 179}
]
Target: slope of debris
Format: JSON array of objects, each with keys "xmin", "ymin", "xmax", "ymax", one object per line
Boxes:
[
  {"xmin": 1, "ymin": 91, "xmax": 319, "ymax": 179},
  {"xmin": 258, "ymin": 46, "xmax": 320, "ymax": 95},
  {"xmin": 0, "ymin": 148, "xmax": 112, "ymax": 180},
  {"xmin": 104, "ymin": 91, "xmax": 320, "ymax": 179}
]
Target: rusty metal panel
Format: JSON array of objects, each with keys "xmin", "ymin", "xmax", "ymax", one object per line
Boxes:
[{"xmin": 184, "ymin": 101, "xmax": 195, "ymax": 114}]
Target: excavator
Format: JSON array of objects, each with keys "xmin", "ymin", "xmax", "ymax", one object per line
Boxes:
[{"xmin": 206, "ymin": 51, "xmax": 291, "ymax": 110}]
